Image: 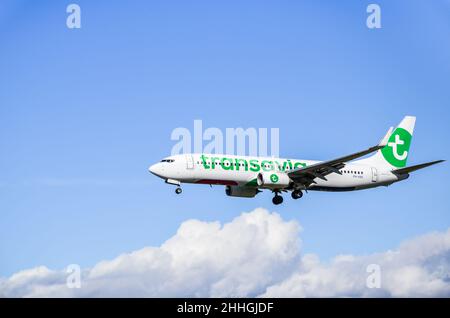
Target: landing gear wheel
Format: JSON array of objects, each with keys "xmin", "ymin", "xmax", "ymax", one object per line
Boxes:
[
  {"xmin": 291, "ymin": 190, "xmax": 303, "ymax": 200},
  {"xmin": 175, "ymin": 187, "xmax": 182, "ymax": 194},
  {"xmin": 272, "ymin": 194, "xmax": 283, "ymax": 205}
]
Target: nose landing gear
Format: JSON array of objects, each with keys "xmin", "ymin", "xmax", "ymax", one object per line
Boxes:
[{"xmin": 165, "ymin": 179, "xmax": 182, "ymax": 195}]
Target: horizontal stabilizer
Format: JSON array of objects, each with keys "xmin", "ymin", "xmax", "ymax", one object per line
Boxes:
[{"xmin": 392, "ymin": 160, "xmax": 445, "ymax": 175}]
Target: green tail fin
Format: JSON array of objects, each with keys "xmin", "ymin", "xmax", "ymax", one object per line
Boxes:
[{"xmin": 380, "ymin": 116, "xmax": 415, "ymax": 168}]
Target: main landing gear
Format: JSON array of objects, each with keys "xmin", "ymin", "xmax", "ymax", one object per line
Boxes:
[
  {"xmin": 175, "ymin": 187, "xmax": 182, "ymax": 194},
  {"xmin": 272, "ymin": 193, "xmax": 283, "ymax": 205},
  {"xmin": 291, "ymin": 190, "xmax": 303, "ymax": 200},
  {"xmin": 272, "ymin": 190, "xmax": 304, "ymax": 205}
]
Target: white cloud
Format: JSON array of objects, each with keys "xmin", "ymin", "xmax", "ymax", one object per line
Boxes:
[
  {"xmin": 1, "ymin": 208, "xmax": 449, "ymax": 297},
  {"xmin": 262, "ymin": 228, "xmax": 450, "ymax": 298}
]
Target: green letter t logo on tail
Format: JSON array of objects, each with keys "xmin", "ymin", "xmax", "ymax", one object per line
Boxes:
[{"xmin": 381, "ymin": 127, "xmax": 412, "ymax": 168}]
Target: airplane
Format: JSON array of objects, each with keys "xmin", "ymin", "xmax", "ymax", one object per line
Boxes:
[{"xmin": 149, "ymin": 116, "xmax": 444, "ymax": 205}]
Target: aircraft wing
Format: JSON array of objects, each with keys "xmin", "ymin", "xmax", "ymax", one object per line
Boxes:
[
  {"xmin": 392, "ymin": 160, "xmax": 445, "ymax": 175},
  {"xmin": 288, "ymin": 127, "xmax": 393, "ymax": 186}
]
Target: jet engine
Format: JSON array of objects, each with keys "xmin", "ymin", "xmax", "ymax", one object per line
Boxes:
[
  {"xmin": 225, "ymin": 186, "xmax": 258, "ymax": 198},
  {"xmin": 257, "ymin": 172, "xmax": 291, "ymax": 189}
]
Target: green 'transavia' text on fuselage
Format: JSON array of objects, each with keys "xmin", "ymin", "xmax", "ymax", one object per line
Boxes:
[{"xmin": 200, "ymin": 154, "xmax": 307, "ymax": 172}]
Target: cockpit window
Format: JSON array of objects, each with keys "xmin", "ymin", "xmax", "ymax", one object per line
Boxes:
[{"xmin": 161, "ymin": 159, "xmax": 175, "ymax": 163}]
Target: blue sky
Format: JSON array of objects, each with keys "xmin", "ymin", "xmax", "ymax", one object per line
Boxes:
[{"xmin": 1, "ymin": 0, "xmax": 449, "ymax": 277}]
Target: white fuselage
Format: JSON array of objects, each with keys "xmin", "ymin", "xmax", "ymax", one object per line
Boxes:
[{"xmin": 149, "ymin": 153, "xmax": 402, "ymax": 191}]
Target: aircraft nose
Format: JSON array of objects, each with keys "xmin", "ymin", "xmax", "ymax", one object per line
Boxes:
[
  {"xmin": 149, "ymin": 163, "xmax": 157, "ymax": 174},
  {"xmin": 149, "ymin": 163, "xmax": 163, "ymax": 177}
]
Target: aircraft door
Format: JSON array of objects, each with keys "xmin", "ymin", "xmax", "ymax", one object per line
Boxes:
[
  {"xmin": 371, "ymin": 167, "xmax": 378, "ymax": 182},
  {"xmin": 186, "ymin": 154, "xmax": 195, "ymax": 170}
]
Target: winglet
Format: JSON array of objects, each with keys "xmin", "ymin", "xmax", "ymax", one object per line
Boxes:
[{"xmin": 378, "ymin": 126, "xmax": 393, "ymax": 148}]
